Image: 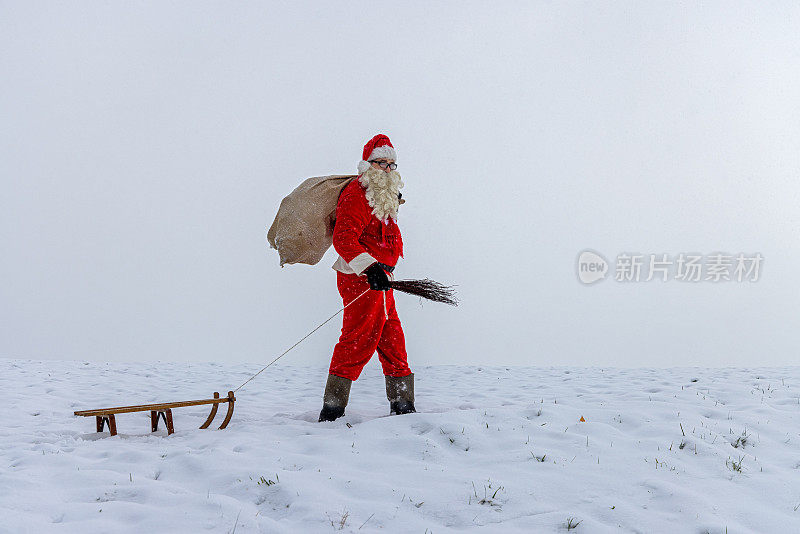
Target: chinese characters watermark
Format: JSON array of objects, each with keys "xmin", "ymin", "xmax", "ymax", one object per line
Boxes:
[{"xmin": 577, "ymin": 250, "xmax": 763, "ymax": 285}]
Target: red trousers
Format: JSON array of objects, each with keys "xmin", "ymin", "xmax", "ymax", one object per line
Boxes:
[{"xmin": 329, "ymin": 272, "xmax": 411, "ymax": 381}]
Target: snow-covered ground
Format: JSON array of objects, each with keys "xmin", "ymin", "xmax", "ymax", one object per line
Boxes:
[{"xmin": 2, "ymin": 359, "xmax": 799, "ymax": 533}]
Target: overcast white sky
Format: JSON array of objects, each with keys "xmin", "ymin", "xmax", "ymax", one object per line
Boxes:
[{"xmin": 2, "ymin": 1, "xmax": 799, "ymax": 370}]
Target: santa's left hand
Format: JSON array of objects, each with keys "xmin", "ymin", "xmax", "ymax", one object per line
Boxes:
[{"xmin": 365, "ymin": 263, "xmax": 391, "ymax": 291}]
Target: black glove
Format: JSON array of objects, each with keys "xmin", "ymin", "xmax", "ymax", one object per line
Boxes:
[{"xmin": 364, "ymin": 263, "xmax": 391, "ymax": 291}]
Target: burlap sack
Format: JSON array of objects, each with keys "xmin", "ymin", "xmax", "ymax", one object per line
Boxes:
[{"xmin": 266, "ymin": 175, "xmax": 357, "ymax": 266}]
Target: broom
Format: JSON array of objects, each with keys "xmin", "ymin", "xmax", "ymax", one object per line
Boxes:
[{"xmin": 388, "ymin": 278, "xmax": 459, "ymax": 306}]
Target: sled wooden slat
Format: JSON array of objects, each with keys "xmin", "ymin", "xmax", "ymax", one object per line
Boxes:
[
  {"xmin": 73, "ymin": 391, "xmax": 235, "ymax": 437},
  {"xmin": 74, "ymin": 395, "xmax": 232, "ymax": 417}
]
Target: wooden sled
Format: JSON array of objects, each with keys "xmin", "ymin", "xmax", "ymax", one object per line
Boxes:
[{"xmin": 73, "ymin": 391, "xmax": 235, "ymax": 437}]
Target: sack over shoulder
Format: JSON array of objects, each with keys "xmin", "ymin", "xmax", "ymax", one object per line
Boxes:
[{"xmin": 266, "ymin": 175, "xmax": 357, "ymax": 266}]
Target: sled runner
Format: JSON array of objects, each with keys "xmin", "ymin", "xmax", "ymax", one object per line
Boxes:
[{"xmin": 73, "ymin": 391, "xmax": 235, "ymax": 437}]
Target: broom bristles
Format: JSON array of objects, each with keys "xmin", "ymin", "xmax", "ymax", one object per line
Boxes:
[{"xmin": 388, "ymin": 279, "xmax": 458, "ymax": 306}]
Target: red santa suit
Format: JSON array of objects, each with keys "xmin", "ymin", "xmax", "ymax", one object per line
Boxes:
[{"xmin": 329, "ymin": 150, "xmax": 410, "ymax": 381}]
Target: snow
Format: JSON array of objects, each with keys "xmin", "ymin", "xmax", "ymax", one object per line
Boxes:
[{"xmin": 2, "ymin": 359, "xmax": 799, "ymax": 533}]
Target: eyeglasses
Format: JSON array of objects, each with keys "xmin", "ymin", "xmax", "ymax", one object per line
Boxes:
[{"xmin": 370, "ymin": 160, "xmax": 398, "ymax": 170}]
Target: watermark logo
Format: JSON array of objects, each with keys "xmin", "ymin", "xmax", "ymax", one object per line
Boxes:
[
  {"xmin": 577, "ymin": 251, "xmax": 763, "ymax": 284},
  {"xmin": 577, "ymin": 249, "xmax": 609, "ymax": 284}
]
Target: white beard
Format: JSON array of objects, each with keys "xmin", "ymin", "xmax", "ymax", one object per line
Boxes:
[{"xmin": 359, "ymin": 167, "xmax": 404, "ymax": 222}]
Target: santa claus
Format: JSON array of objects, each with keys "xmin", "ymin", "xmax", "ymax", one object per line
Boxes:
[{"xmin": 318, "ymin": 134, "xmax": 415, "ymax": 422}]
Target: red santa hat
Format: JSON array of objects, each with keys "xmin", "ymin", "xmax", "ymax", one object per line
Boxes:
[{"xmin": 358, "ymin": 134, "xmax": 397, "ymax": 174}]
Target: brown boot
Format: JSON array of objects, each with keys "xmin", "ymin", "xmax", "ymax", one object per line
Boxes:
[
  {"xmin": 318, "ymin": 373, "xmax": 352, "ymax": 422},
  {"xmin": 385, "ymin": 373, "xmax": 416, "ymax": 415}
]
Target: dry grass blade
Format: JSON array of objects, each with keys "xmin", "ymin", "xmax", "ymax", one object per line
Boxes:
[{"xmin": 389, "ymin": 279, "xmax": 458, "ymax": 306}]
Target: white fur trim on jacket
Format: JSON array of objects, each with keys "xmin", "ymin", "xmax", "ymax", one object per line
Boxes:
[
  {"xmin": 357, "ymin": 145, "xmax": 397, "ymax": 175},
  {"xmin": 345, "ymin": 252, "xmax": 378, "ymax": 275}
]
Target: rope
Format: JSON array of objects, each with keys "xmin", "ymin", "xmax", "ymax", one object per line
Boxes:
[{"xmin": 232, "ymin": 287, "xmax": 371, "ymax": 393}]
